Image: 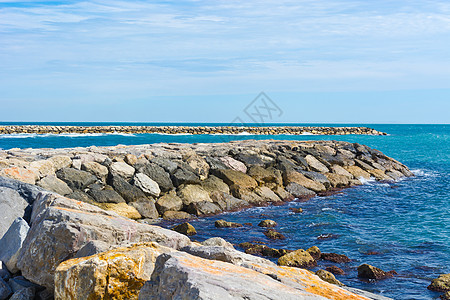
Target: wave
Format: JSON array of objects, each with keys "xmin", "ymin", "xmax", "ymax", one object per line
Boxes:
[{"xmin": 0, "ymin": 132, "xmax": 137, "ymax": 139}]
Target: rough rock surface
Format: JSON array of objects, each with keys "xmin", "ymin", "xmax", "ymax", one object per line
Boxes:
[
  {"xmin": 357, "ymin": 264, "xmax": 395, "ymax": 280},
  {"xmin": 0, "ymin": 218, "xmax": 29, "ymax": 274},
  {"xmin": 16, "ymin": 193, "xmax": 191, "ymax": 290},
  {"xmin": 172, "ymin": 222, "xmax": 197, "ymax": 236},
  {"xmin": 215, "ymin": 220, "xmax": 243, "ymax": 228},
  {"xmin": 315, "ymin": 269, "xmax": 343, "ymax": 286},
  {"xmin": 0, "ymin": 187, "xmax": 29, "ymax": 239},
  {"xmin": 36, "ymin": 175, "xmax": 73, "ymax": 196},
  {"xmin": 278, "ymin": 249, "xmax": 317, "ymax": 268},
  {"xmin": 133, "ymin": 173, "xmax": 160, "ymax": 197},
  {"xmin": 428, "ymin": 274, "xmax": 450, "ymax": 292}
]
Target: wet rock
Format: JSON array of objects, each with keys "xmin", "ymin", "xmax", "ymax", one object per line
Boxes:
[
  {"xmin": 239, "ymin": 243, "xmax": 289, "ymax": 258},
  {"xmin": 315, "ymin": 269, "xmax": 343, "ymax": 286},
  {"xmin": 201, "ymin": 237, "xmax": 234, "ymax": 249},
  {"xmin": 155, "ymin": 191, "xmax": 183, "ymax": 214},
  {"xmin": 36, "ymin": 175, "xmax": 73, "ymax": 196},
  {"xmin": 0, "ymin": 218, "xmax": 29, "ymax": 274},
  {"xmin": 317, "ymin": 233, "xmax": 339, "ymax": 240},
  {"xmin": 283, "ymin": 169, "xmax": 326, "ymax": 192},
  {"xmin": 306, "ymin": 246, "xmax": 321, "ymax": 260},
  {"xmin": 109, "ymin": 175, "xmax": 147, "ymax": 203},
  {"xmin": 368, "ymin": 169, "xmax": 393, "ymax": 181},
  {"xmin": 215, "ymin": 220, "xmax": 242, "ymax": 228},
  {"xmin": 428, "ymin": 274, "xmax": 450, "ymax": 292},
  {"xmin": 129, "ymin": 199, "xmax": 159, "ymax": 219},
  {"xmin": 177, "ymin": 184, "xmax": 212, "ymax": 206},
  {"xmin": 87, "ymin": 187, "xmax": 125, "ymax": 204},
  {"xmin": 264, "ymin": 229, "xmax": 286, "ymax": 240},
  {"xmin": 0, "ymin": 187, "xmax": 29, "ymax": 239},
  {"xmin": 109, "ymin": 161, "xmax": 135, "ymax": 179},
  {"xmin": 173, "ymin": 222, "xmax": 197, "ymax": 236},
  {"xmin": 56, "ymin": 168, "xmax": 97, "ymax": 190},
  {"xmin": 200, "ymin": 175, "xmax": 230, "ymax": 194},
  {"xmin": 258, "ymin": 219, "xmax": 277, "ymax": 228},
  {"xmin": 325, "ymin": 173, "xmax": 350, "ymax": 188},
  {"xmin": 17, "ymin": 193, "xmax": 191, "ymax": 290},
  {"xmin": 344, "ymin": 166, "xmax": 371, "ymax": 180},
  {"xmin": 55, "ymin": 242, "xmax": 175, "ymax": 300},
  {"xmin": 186, "ymin": 201, "xmax": 221, "ymax": 216},
  {"xmin": 305, "ymin": 155, "xmax": 329, "ymax": 173},
  {"xmin": 289, "ymin": 207, "xmax": 303, "ymax": 213},
  {"xmin": 138, "ymin": 163, "xmax": 173, "ymax": 192},
  {"xmin": 321, "ymin": 253, "xmax": 351, "ymax": 263},
  {"xmin": 278, "ymin": 249, "xmax": 316, "ymax": 268},
  {"xmin": 81, "ymin": 161, "xmax": 109, "ymax": 181},
  {"xmin": 285, "ymin": 183, "xmax": 316, "ymax": 199},
  {"xmin": 326, "ymin": 266, "xmax": 345, "ymax": 275},
  {"xmin": 162, "ymin": 210, "xmax": 193, "ymax": 220},
  {"xmin": 213, "ymin": 169, "xmax": 258, "ymax": 189},
  {"xmin": 357, "ymin": 264, "xmax": 395, "ymax": 280},
  {"xmin": 0, "ymin": 277, "xmax": 12, "ymax": 300},
  {"xmin": 133, "ymin": 173, "xmax": 160, "ymax": 197}
]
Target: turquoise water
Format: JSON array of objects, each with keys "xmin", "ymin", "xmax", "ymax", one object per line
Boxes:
[{"xmin": 1, "ymin": 123, "xmax": 449, "ymax": 299}]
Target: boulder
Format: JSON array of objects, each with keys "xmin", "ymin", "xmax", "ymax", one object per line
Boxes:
[
  {"xmin": 16, "ymin": 193, "xmax": 191, "ymax": 290},
  {"xmin": 326, "ymin": 266, "xmax": 345, "ymax": 275},
  {"xmin": 357, "ymin": 264, "xmax": 395, "ymax": 280},
  {"xmin": 0, "ymin": 262, "xmax": 10, "ymax": 281},
  {"xmin": 124, "ymin": 154, "xmax": 138, "ymax": 166},
  {"xmin": 283, "ymin": 169, "xmax": 326, "ymax": 192},
  {"xmin": 36, "ymin": 175, "xmax": 73, "ymax": 196},
  {"xmin": 87, "ymin": 187, "xmax": 125, "ymax": 204},
  {"xmin": 66, "ymin": 190, "xmax": 95, "ymax": 204},
  {"xmin": 109, "ymin": 176, "xmax": 147, "ymax": 203},
  {"xmin": 213, "ymin": 169, "xmax": 258, "ymax": 189},
  {"xmin": 56, "ymin": 168, "xmax": 97, "ymax": 190},
  {"xmin": 201, "ymin": 237, "xmax": 234, "ymax": 249},
  {"xmin": 442, "ymin": 291, "xmax": 450, "ymax": 300},
  {"xmin": 258, "ymin": 219, "xmax": 277, "ymax": 228},
  {"xmin": 0, "ymin": 187, "xmax": 29, "ymax": 239},
  {"xmin": 0, "ymin": 176, "xmax": 44, "ymax": 205},
  {"xmin": 331, "ymin": 165, "xmax": 353, "ymax": 178},
  {"xmin": 133, "ymin": 173, "xmax": 160, "ymax": 197},
  {"xmin": 264, "ymin": 229, "xmax": 286, "ymax": 240},
  {"xmin": 185, "ymin": 155, "xmax": 210, "ymax": 180},
  {"xmin": 321, "ymin": 253, "xmax": 351, "ymax": 263},
  {"xmin": 171, "ymin": 168, "xmax": 200, "ymax": 187},
  {"xmin": 55, "ymin": 242, "xmax": 175, "ymax": 300},
  {"xmin": 177, "ymin": 184, "xmax": 212, "ymax": 206},
  {"xmin": 315, "ymin": 269, "xmax": 343, "ymax": 286},
  {"xmin": 0, "ymin": 277, "xmax": 12, "ymax": 300},
  {"xmin": 285, "ymin": 183, "xmax": 316, "ymax": 199},
  {"xmin": 367, "ymin": 169, "xmax": 393, "ymax": 181},
  {"xmin": 209, "ymin": 191, "xmax": 249, "ymax": 211},
  {"xmin": 306, "ymin": 246, "xmax": 321, "ymax": 260},
  {"xmin": 9, "ymin": 287, "xmax": 35, "ymax": 300},
  {"xmin": 138, "ymin": 163, "xmax": 173, "ymax": 192},
  {"xmin": 162, "ymin": 211, "xmax": 194, "ymax": 220},
  {"xmin": 173, "ymin": 222, "xmax": 197, "ymax": 236},
  {"xmin": 0, "ymin": 218, "xmax": 29, "ymax": 274},
  {"xmin": 150, "ymin": 157, "xmax": 178, "ymax": 174},
  {"xmin": 219, "ymin": 156, "xmax": 247, "ymax": 173},
  {"xmin": 48, "ymin": 156, "xmax": 72, "ymax": 171},
  {"xmin": 215, "ymin": 220, "xmax": 242, "ymax": 228},
  {"xmin": 155, "ymin": 192, "xmax": 183, "ymax": 214},
  {"xmin": 278, "ymin": 249, "xmax": 316, "ymax": 268},
  {"xmin": 200, "ymin": 175, "xmax": 230, "ymax": 195},
  {"xmin": 300, "ymin": 171, "xmax": 331, "ymax": 188},
  {"xmin": 129, "ymin": 199, "xmax": 159, "ymax": 219},
  {"xmin": 344, "ymin": 166, "xmax": 371, "ymax": 180},
  {"xmin": 234, "ymin": 153, "xmax": 265, "ymax": 167},
  {"xmin": 28, "ymin": 160, "xmax": 55, "ymax": 178},
  {"xmin": 0, "ymin": 167, "xmax": 38, "ymax": 185},
  {"xmin": 325, "ymin": 173, "xmax": 350, "ymax": 188},
  {"xmin": 305, "ymin": 155, "xmax": 329, "ymax": 173},
  {"xmin": 95, "ymin": 202, "xmax": 142, "ymax": 220},
  {"xmin": 247, "ymin": 166, "xmax": 282, "ymax": 186},
  {"xmin": 74, "ymin": 240, "xmax": 112, "ymax": 259},
  {"xmin": 204, "ymin": 157, "xmax": 228, "ymax": 171},
  {"xmin": 254, "ymin": 186, "xmax": 282, "ymax": 202},
  {"xmin": 186, "ymin": 201, "xmax": 222, "ymax": 216},
  {"xmin": 81, "ymin": 161, "xmax": 108, "ymax": 181},
  {"xmin": 109, "ymin": 162, "xmax": 135, "ymax": 179},
  {"xmin": 428, "ymin": 274, "xmax": 450, "ymax": 292}
]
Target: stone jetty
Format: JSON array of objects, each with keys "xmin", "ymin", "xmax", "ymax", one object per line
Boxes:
[
  {"xmin": 0, "ymin": 140, "xmax": 411, "ymax": 299},
  {"xmin": 0, "ymin": 125, "xmax": 387, "ymax": 135}
]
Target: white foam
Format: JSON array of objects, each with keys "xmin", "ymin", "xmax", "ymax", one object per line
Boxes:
[{"xmin": 0, "ymin": 133, "xmax": 38, "ymax": 139}]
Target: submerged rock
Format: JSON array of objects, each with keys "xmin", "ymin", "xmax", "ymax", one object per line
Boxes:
[
  {"xmin": 264, "ymin": 229, "xmax": 286, "ymax": 240},
  {"xmin": 215, "ymin": 220, "xmax": 243, "ymax": 228},
  {"xmin": 326, "ymin": 266, "xmax": 345, "ymax": 275},
  {"xmin": 428, "ymin": 274, "xmax": 450, "ymax": 292},
  {"xmin": 321, "ymin": 253, "xmax": 351, "ymax": 263},
  {"xmin": 315, "ymin": 269, "xmax": 343, "ymax": 286},
  {"xmin": 306, "ymin": 246, "xmax": 321, "ymax": 261},
  {"xmin": 258, "ymin": 219, "xmax": 277, "ymax": 228},
  {"xmin": 172, "ymin": 222, "xmax": 197, "ymax": 236},
  {"xmin": 357, "ymin": 264, "xmax": 396, "ymax": 280}
]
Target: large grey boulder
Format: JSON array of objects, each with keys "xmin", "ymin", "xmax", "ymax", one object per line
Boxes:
[
  {"xmin": 110, "ymin": 162, "xmax": 135, "ymax": 180},
  {"xmin": 133, "ymin": 173, "xmax": 160, "ymax": 197},
  {"xmin": 138, "ymin": 163, "xmax": 173, "ymax": 192},
  {"xmin": 285, "ymin": 183, "xmax": 316, "ymax": 199},
  {"xmin": 0, "ymin": 218, "xmax": 30, "ymax": 273},
  {"xmin": 87, "ymin": 188, "xmax": 125, "ymax": 204},
  {"xmin": 155, "ymin": 192, "xmax": 183, "ymax": 214},
  {"xmin": 16, "ymin": 192, "xmax": 191, "ymax": 290},
  {"xmin": 109, "ymin": 176, "xmax": 147, "ymax": 203},
  {"xmin": 0, "ymin": 176, "xmax": 44, "ymax": 205},
  {"xmin": 0, "ymin": 187, "xmax": 29, "ymax": 239},
  {"xmin": 138, "ymin": 251, "xmax": 327, "ymax": 300},
  {"xmin": 171, "ymin": 168, "xmax": 200, "ymax": 187},
  {"xmin": 55, "ymin": 168, "xmax": 97, "ymax": 190},
  {"xmin": 36, "ymin": 175, "xmax": 73, "ymax": 196}
]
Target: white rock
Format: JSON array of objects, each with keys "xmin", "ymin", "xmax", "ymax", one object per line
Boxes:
[
  {"xmin": 133, "ymin": 173, "xmax": 160, "ymax": 197},
  {"xmin": 0, "ymin": 217, "xmax": 30, "ymax": 273},
  {"xmin": 110, "ymin": 162, "xmax": 135, "ymax": 179}
]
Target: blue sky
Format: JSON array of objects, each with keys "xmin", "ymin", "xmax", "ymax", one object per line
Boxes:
[{"xmin": 0, "ymin": 0, "xmax": 449, "ymax": 123}]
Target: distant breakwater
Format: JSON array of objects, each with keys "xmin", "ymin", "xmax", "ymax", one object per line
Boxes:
[{"xmin": 0, "ymin": 125, "xmax": 387, "ymax": 135}]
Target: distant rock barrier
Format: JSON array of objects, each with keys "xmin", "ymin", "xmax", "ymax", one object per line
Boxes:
[{"xmin": 0, "ymin": 125, "xmax": 387, "ymax": 135}]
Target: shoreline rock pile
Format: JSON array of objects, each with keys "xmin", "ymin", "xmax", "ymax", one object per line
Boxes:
[
  {"xmin": 0, "ymin": 125, "xmax": 387, "ymax": 135},
  {"xmin": 0, "ymin": 140, "xmax": 415, "ymax": 299}
]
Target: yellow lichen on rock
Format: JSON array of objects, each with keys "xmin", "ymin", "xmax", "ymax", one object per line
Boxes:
[
  {"xmin": 54, "ymin": 242, "xmax": 174, "ymax": 300},
  {"xmin": 95, "ymin": 202, "xmax": 142, "ymax": 219}
]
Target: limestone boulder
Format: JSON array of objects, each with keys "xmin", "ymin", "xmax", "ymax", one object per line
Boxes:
[
  {"xmin": 0, "ymin": 187, "xmax": 29, "ymax": 239},
  {"xmin": 201, "ymin": 237, "xmax": 234, "ymax": 249},
  {"xmin": 0, "ymin": 167, "xmax": 38, "ymax": 185},
  {"xmin": 215, "ymin": 220, "xmax": 242, "ymax": 228},
  {"xmin": 0, "ymin": 218, "xmax": 29, "ymax": 274},
  {"xmin": 285, "ymin": 183, "xmax": 316, "ymax": 199},
  {"xmin": 0, "ymin": 176, "xmax": 44, "ymax": 205},
  {"xmin": 155, "ymin": 192, "xmax": 183, "ymax": 214},
  {"xmin": 56, "ymin": 168, "xmax": 97, "ymax": 190},
  {"xmin": 367, "ymin": 169, "xmax": 393, "ymax": 181},
  {"xmin": 162, "ymin": 211, "xmax": 194, "ymax": 220},
  {"xmin": 110, "ymin": 162, "xmax": 135, "ymax": 179},
  {"xmin": 254, "ymin": 186, "xmax": 282, "ymax": 203},
  {"xmin": 209, "ymin": 191, "xmax": 249, "ymax": 211},
  {"xmin": 96, "ymin": 202, "xmax": 142, "ymax": 219},
  {"xmin": 186, "ymin": 201, "xmax": 222, "ymax": 216},
  {"xmin": 331, "ymin": 165, "xmax": 353, "ymax": 178},
  {"xmin": 344, "ymin": 166, "xmax": 371, "ymax": 180},
  {"xmin": 185, "ymin": 155, "xmax": 210, "ymax": 180},
  {"xmin": 36, "ymin": 175, "xmax": 73, "ymax": 196},
  {"xmin": 177, "ymin": 184, "xmax": 212, "ymax": 206},
  {"xmin": 213, "ymin": 169, "xmax": 257, "ymax": 189},
  {"xmin": 28, "ymin": 160, "xmax": 55, "ymax": 178},
  {"xmin": 315, "ymin": 269, "xmax": 343, "ymax": 286},
  {"xmin": 16, "ymin": 193, "xmax": 191, "ymax": 290},
  {"xmin": 200, "ymin": 175, "xmax": 230, "ymax": 195},
  {"xmin": 109, "ymin": 176, "xmax": 147, "ymax": 203},
  {"xmin": 283, "ymin": 169, "xmax": 326, "ymax": 192},
  {"xmin": 247, "ymin": 166, "xmax": 282, "ymax": 186},
  {"xmin": 138, "ymin": 163, "xmax": 173, "ymax": 192},
  {"xmin": 219, "ymin": 156, "xmax": 247, "ymax": 173},
  {"xmin": 133, "ymin": 173, "xmax": 160, "ymax": 197},
  {"xmin": 81, "ymin": 161, "xmax": 108, "ymax": 181},
  {"xmin": 48, "ymin": 155, "xmax": 72, "ymax": 171},
  {"xmin": 325, "ymin": 173, "xmax": 350, "ymax": 188},
  {"xmin": 305, "ymin": 155, "xmax": 329, "ymax": 173},
  {"xmin": 173, "ymin": 222, "xmax": 197, "ymax": 236},
  {"xmin": 55, "ymin": 242, "xmax": 175, "ymax": 300},
  {"xmin": 129, "ymin": 199, "xmax": 159, "ymax": 219}
]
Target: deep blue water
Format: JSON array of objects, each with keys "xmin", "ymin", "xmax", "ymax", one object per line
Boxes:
[{"xmin": 0, "ymin": 123, "xmax": 449, "ymax": 299}]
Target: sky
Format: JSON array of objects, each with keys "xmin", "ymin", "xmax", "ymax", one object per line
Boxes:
[{"xmin": 0, "ymin": 0, "xmax": 449, "ymax": 123}]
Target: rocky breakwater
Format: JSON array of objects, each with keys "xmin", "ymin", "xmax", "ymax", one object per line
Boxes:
[{"xmin": 0, "ymin": 125, "xmax": 387, "ymax": 135}]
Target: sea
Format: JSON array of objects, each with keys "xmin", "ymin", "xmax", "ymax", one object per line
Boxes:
[{"xmin": 0, "ymin": 123, "xmax": 449, "ymax": 300}]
